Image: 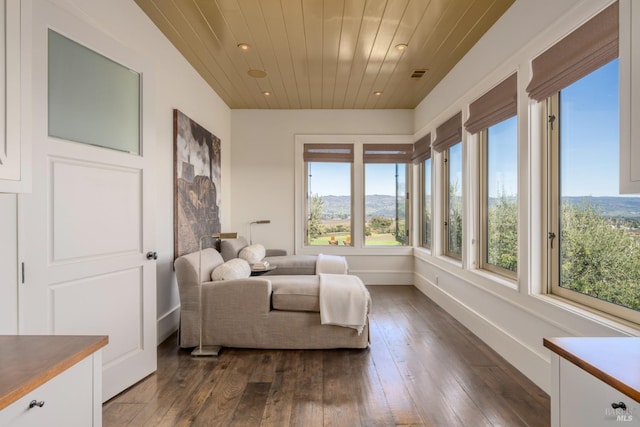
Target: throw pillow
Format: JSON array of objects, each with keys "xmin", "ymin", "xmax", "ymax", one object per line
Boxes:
[
  {"xmin": 211, "ymin": 258, "xmax": 251, "ymax": 281},
  {"xmin": 238, "ymin": 243, "xmax": 266, "ymax": 264}
]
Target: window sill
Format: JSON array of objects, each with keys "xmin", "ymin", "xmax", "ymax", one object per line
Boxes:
[
  {"xmin": 531, "ymin": 293, "xmax": 640, "ymax": 337},
  {"xmin": 297, "ymin": 245, "xmax": 414, "ymax": 257}
]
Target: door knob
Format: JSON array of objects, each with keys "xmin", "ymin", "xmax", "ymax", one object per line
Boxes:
[{"xmin": 146, "ymin": 251, "xmax": 158, "ymax": 260}]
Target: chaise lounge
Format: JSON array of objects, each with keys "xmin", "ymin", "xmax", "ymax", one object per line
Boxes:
[{"xmin": 174, "ymin": 248, "xmax": 370, "ymax": 350}]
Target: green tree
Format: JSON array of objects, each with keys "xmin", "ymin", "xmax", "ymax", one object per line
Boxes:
[
  {"xmin": 488, "ymin": 195, "xmax": 518, "ymax": 272},
  {"xmin": 308, "ymin": 194, "xmax": 324, "ymax": 240},
  {"xmin": 561, "ymin": 201, "xmax": 640, "ymax": 311},
  {"xmin": 448, "ymin": 181, "xmax": 462, "ymax": 256},
  {"xmin": 369, "ymin": 216, "xmax": 392, "ymax": 233}
]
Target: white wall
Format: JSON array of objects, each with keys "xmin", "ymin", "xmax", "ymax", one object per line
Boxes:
[
  {"xmin": 0, "ymin": 195, "xmax": 18, "ymax": 333},
  {"xmin": 0, "ymin": 0, "xmax": 231, "ymax": 343},
  {"xmin": 412, "ymin": 0, "xmax": 638, "ymax": 394},
  {"xmin": 230, "ymin": 109, "xmax": 414, "ymax": 284}
]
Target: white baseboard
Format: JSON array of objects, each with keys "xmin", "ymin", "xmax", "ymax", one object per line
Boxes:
[
  {"xmin": 157, "ymin": 305, "xmax": 180, "ymax": 345},
  {"xmin": 351, "ymin": 270, "xmax": 413, "ymax": 285},
  {"xmin": 413, "ymin": 274, "xmax": 551, "ymax": 394}
]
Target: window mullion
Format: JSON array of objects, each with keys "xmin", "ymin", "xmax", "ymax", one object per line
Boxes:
[{"xmin": 547, "ymin": 94, "xmax": 561, "ymax": 293}]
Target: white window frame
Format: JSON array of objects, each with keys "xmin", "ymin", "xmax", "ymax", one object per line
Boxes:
[{"xmin": 294, "ymin": 134, "xmax": 414, "ymax": 256}]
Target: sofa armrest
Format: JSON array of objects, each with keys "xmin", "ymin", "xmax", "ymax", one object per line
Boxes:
[
  {"xmin": 265, "ymin": 248, "xmax": 287, "ymax": 256},
  {"xmin": 201, "ymin": 278, "xmax": 272, "ymax": 316}
]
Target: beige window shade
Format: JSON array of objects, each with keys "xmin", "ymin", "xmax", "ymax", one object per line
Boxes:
[
  {"xmin": 526, "ymin": 1, "xmax": 618, "ymax": 102},
  {"xmin": 363, "ymin": 144, "xmax": 413, "ymax": 163},
  {"xmin": 303, "ymin": 143, "xmax": 354, "ymax": 162},
  {"xmin": 412, "ymin": 133, "xmax": 431, "ymax": 164},
  {"xmin": 432, "ymin": 112, "xmax": 462, "ymax": 152},
  {"xmin": 465, "ymin": 73, "xmax": 517, "ymax": 134}
]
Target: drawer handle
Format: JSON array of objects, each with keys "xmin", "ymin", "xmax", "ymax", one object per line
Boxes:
[
  {"xmin": 28, "ymin": 400, "xmax": 45, "ymax": 409},
  {"xmin": 611, "ymin": 402, "xmax": 627, "ymax": 411}
]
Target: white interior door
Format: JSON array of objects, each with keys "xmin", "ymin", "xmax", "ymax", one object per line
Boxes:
[{"xmin": 19, "ymin": 0, "xmax": 156, "ymax": 401}]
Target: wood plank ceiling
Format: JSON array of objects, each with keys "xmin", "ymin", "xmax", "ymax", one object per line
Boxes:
[{"xmin": 134, "ymin": 0, "xmax": 514, "ymax": 109}]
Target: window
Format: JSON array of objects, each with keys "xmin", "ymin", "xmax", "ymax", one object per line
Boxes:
[
  {"xmin": 465, "ymin": 73, "xmax": 518, "ymax": 278},
  {"xmin": 422, "ymin": 158, "xmax": 433, "ymax": 249},
  {"xmin": 413, "ymin": 134, "xmax": 432, "ymax": 249},
  {"xmin": 445, "ymin": 143, "xmax": 463, "ymax": 258},
  {"xmin": 433, "ymin": 112, "xmax": 463, "ymax": 259},
  {"xmin": 297, "ymin": 137, "xmax": 413, "ymax": 251},
  {"xmin": 547, "ymin": 59, "xmax": 640, "ymax": 322},
  {"xmin": 303, "ymin": 144, "xmax": 353, "ymax": 246},
  {"xmin": 531, "ymin": 2, "xmax": 640, "ymax": 323},
  {"xmin": 481, "ymin": 117, "xmax": 518, "ymax": 276},
  {"xmin": 363, "ymin": 144, "xmax": 412, "ymax": 246}
]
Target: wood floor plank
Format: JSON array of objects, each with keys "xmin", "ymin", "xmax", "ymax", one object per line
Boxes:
[
  {"xmin": 229, "ymin": 382, "xmax": 271, "ymax": 425},
  {"xmin": 323, "ymin": 349, "xmax": 363, "ymax": 427},
  {"xmin": 289, "ymin": 350, "xmax": 324, "ymax": 427},
  {"xmin": 190, "ymin": 351, "xmax": 259, "ymax": 426},
  {"xmin": 103, "ymin": 285, "xmax": 550, "ymax": 427},
  {"xmin": 368, "ymin": 317, "xmax": 426, "ymax": 426},
  {"xmin": 260, "ymin": 350, "xmax": 300, "ymax": 427}
]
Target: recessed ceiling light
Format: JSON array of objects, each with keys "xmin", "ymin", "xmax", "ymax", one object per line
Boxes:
[
  {"xmin": 373, "ymin": 91, "xmax": 383, "ymax": 96},
  {"xmin": 395, "ymin": 43, "xmax": 408, "ymax": 51},
  {"xmin": 248, "ymin": 69, "xmax": 267, "ymax": 78},
  {"xmin": 237, "ymin": 43, "xmax": 250, "ymax": 50},
  {"xmin": 262, "ymin": 91, "xmax": 271, "ymax": 96}
]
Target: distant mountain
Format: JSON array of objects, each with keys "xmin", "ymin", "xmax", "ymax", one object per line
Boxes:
[
  {"xmin": 319, "ymin": 194, "xmax": 400, "ymax": 219},
  {"xmin": 319, "ymin": 195, "xmax": 640, "ymax": 221},
  {"xmin": 562, "ymin": 196, "xmax": 640, "ymax": 219}
]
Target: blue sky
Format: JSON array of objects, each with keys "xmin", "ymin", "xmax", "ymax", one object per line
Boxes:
[
  {"xmin": 308, "ymin": 162, "xmax": 402, "ymax": 196},
  {"xmin": 561, "ymin": 59, "xmax": 623, "ymax": 197}
]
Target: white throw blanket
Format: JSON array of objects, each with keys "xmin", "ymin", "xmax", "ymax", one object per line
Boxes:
[
  {"xmin": 316, "ymin": 253, "xmax": 348, "ymax": 274},
  {"xmin": 319, "ymin": 273, "xmax": 369, "ymax": 335}
]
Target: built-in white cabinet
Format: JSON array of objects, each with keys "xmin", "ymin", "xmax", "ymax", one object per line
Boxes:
[
  {"xmin": 0, "ymin": 356, "xmax": 96, "ymax": 427},
  {"xmin": 0, "ymin": 0, "xmax": 31, "ymax": 193},
  {"xmin": 0, "ymin": 335, "xmax": 107, "ymax": 427},
  {"xmin": 620, "ymin": 0, "xmax": 640, "ymax": 194},
  {"xmin": 556, "ymin": 357, "xmax": 639, "ymax": 426},
  {"xmin": 545, "ymin": 337, "xmax": 640, "ymax": 427}
]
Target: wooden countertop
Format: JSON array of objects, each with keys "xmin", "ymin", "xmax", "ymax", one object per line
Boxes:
[
  {"xmin": 0, "ymin": 335, "xmax": 108, "ymax": 411},
  {"xmin": 544, "ymin": 337, "xmax": 640, "ymax": 403}
]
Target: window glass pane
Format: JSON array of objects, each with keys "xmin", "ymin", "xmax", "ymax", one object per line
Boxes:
[
  {"xmin": 48, "ymin": 30, "xmax": 140, "ymax": 154},
  {"xmin": 486, "ymin": 116, "xmax": 518, "ymax": 272},
  {"xmin": 558, "ymin": 58, "xmax": 640, "ymax": 312},
  {"xmin": 447, "ymin": 143, "xmax": 463, "ymax": 256},
  {"xmin": 306, "ymin": 162, "xmax": 352, "ymax": 246},
  {"xmin": 423, "ymin": 158, "xmax": 432, "ymax": 249},
  {"xmin": 365, "ymin": 163, "xmax": 407, "ymax": 246}
]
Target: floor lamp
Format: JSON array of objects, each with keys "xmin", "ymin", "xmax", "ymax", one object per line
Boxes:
[{"xmin": 191, "ymin": 234, "xmax": 222, "ymax": 357}]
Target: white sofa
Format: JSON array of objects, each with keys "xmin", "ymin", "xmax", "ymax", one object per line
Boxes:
[{"xmin": 174, "ymin": 248, "xmax": 369, "ymax": 350}]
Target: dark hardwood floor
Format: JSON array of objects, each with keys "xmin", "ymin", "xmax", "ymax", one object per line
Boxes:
[{"xmin": 103, "ymin": 285, "xmax": 549, "ymax": 426}]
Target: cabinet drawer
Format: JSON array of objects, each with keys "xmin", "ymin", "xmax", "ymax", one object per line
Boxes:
[
  {"xmin": 0, "ymin": 356, "xmax": 94, "ymax": 427},
  {"xmin": 560, "ymin": 358, "xmax": 639, "ymax": 426}
]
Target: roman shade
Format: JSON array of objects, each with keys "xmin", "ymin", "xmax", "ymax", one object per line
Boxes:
[
  {"xmin": 526, "ymin": 1, "xmax": 618, "ymax": 102},
  {"xmin": 432, "ymin": 112, "xmax": 462, "ymax": 152},
  {"xmin": 363, "ymin": 144, "xmax": 413, "ymax": 163},
  {"xmin": 465, "ymin": 73, "xmax": 517, "ymax": 134},
  {"xmin": 303, "ymin": 143, "xmax": 354, "ymax": 162},
  {"xmin": 412, "ymin": 133, "xmax": 431, "ymax": 164}
]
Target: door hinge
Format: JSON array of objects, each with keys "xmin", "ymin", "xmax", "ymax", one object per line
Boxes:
[{"xmin": 21, "ymin": 262, "xmax": 25, "ymax": 284}]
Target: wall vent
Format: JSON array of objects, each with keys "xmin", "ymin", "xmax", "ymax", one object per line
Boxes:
[{"xmin": 410, "ymin": 69, "xmax": 427, "ymax": 79}]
